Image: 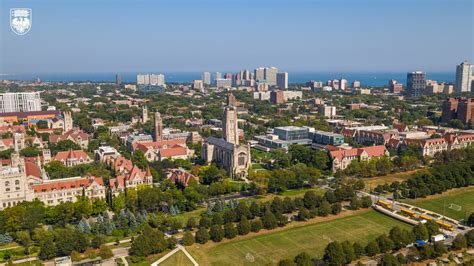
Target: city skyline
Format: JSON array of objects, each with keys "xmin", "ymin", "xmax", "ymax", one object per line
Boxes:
[{"xmin": 1, "ymin": 0, "xmax": 473, "ymax": 74}]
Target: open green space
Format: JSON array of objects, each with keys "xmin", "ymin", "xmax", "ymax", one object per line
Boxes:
[
  {"xmin": 403, "ymin": 186, "xmax": 474, "ymax": 221},
  {"xmin": 159, "ymin": 250, "xmax": 194, "ymax": 266},
  {"xmin": 187, "ymin": 210, "xmax": 411, "ymax": 265}
]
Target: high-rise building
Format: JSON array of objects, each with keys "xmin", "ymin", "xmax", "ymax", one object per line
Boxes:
[
  {"xmin": 115, "ymin": 73, "xmax": 121, "ymax": 86},
  {"xmin": 137, "ymin": 74, "xmax": 165, "ymax": 86},
  {"xmin": 254, "ymin": 67, "xmax": 265, "ymax": 81},
  {"xmin": 193, "ymin": 80, "xmax": 204, "ymax": 90},
  {"xmin": 318, "ymin": 105, "xmax": 337, "ymax": 118},
  {"xmin": 0, "ymin": 92, "xmax": 42, "ymax": 113},
  {"xmin": 264, "ymin": 67, "xmax": 278, "ymax": 86},
  {"xmin": 224, "ymin": 73, "xmax": 232, "ymax": 79},
  {"xmin": 441, "ymin": 97, "xmax": 474, "ymax": 124},
  {"xmin": 276, "ymin": 72, "xmax": 289, "ymax": 89},
  {"xmin": 388, "ymin": 79, "xmax": 403, "ymax": 94},
  {"xmin": 154, "ymin": 112, "xmax": 163, "ymax": 141},
  {"xmin": 455, "ymin": 60, "xmax": 473, "ymax": 93},
  {"xmin": 203, "ymin": 72, "xmax": 211, "ymax": 85},
  {"xmin": 406, "ymin": 71, "xmax": 425, "ymax": 97},
  {"xmin": 351, "ymin": 80, "xmax": 361, "ymax": 88},
  {"xmin": 215, "ymin": 72, "xmax": 222, "ymax": 80},
  {"xmin": 150, "ymin": 74, "xmax": 165, "ymax": 86},
  {"xmin": 339, "ymin": 79, "xmax": 347, "ymax": 90},
  {"xmin": 332, "ymin": 79, "xmax": 340, "ymax": 90}
]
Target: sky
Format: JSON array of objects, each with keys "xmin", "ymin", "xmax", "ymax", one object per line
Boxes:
[{"xmin": 0, "ymin": 0, "xmax": 473, "ymax": 74}]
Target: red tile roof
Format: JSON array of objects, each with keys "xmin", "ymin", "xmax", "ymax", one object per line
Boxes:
[
  {"xmin": 159, "ymin": 145, "xmax": 187, "ymax": 158},
  {"xmin": 330, "ymin": 145, "xmax": 387, "ymax": 161},
  {"xmin": 54, "ymin": 150, "xmax": 91, "ymax": 161},
  {"xmin": 32, "ymin": 176, "xmax": 103, "ymax": 193},
  {"xmin": 167, "ymin": 168, "xmax": 199, "ymax": 186},
  {"xmin": 25, "ymin": 161, "xmax": 42, "ymax": 178}
]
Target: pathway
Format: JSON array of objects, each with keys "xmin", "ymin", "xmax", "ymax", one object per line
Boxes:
[{"xmin": 151, "ymin": 245, "xmax": 198, "ymax": 266}]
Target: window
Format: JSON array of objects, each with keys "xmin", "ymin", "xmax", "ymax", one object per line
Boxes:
[
  {"xmin": 238, "ymin": 152, "xmax": 246, "ymax": 166},
  {"xmin": 5, "ymin": 181, "xmax": 10, "ymax": 186},
  {"xmin": 15, "ymin": 180, "xmax": 20, "ymax": 185}
]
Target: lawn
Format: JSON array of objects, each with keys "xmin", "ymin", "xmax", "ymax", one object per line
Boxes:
[
  {"xmin": 363, "ymin": 169, "xmax": 420, "ymax": 190},
  {"xmin": 186, "ymin": 210, "xmax": 411, "ymax": 265},
  {"xmin": 159, "ymin": 250, "xmax": 194, "ymax": 266},
  {"xmin": 403, "ymin": 186, "xmax": 474, "ymax": 221}
]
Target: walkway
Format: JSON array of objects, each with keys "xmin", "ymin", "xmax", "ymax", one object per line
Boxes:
[{"xmin": 151, "ymin": 245, "xmax": 198, "ymax": 266}]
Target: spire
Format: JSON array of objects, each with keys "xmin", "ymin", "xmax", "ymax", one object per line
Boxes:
[
  {"xmin": 146, "ymin": 167, "xmax": 152, "ymax": 177},
  {"xmin": 227, "ymin": 92, "xmax": 236, "ymax": 107}
]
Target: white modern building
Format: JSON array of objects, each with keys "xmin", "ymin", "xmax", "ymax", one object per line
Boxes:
[
  {"xmin": 455, "ymin": 60, "xmax": 473, "ymax": 93},
  {"xmin": 203, "ymin": 72, "xmax": 211, "ymax": 85},
  {"xmin": 0, "ymin": 92, "xmax": 42, "ymax": 113}
]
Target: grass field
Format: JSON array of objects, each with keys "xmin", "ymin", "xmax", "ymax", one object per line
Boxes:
[
  {"xmin": 363, "ymin": 169, "xmax": 420, "ymax": 190},
  {"xmin": 186, "ymin": 210, "xmax": 411, "ymax": 265},
  {"xmin": 159, "ymin": 250, "xmax": 194, "ymax": 266},
  {"xmin": 403, "ymin": 186, "xmax": 474, "ymax": 221}
]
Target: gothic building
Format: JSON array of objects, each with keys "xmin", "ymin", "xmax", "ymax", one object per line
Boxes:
[
  {"xmin": 63, "ymin": 111, "xmax": 73, "ymax": 132},
  {"xmin": 202, "ymin": 93, "xmax": 251, "ymax": 178},
  {"xmin": 154, "ymin": 111, "xmax": 163, "ymax": 141}
]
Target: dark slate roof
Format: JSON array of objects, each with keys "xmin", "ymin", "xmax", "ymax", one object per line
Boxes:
[{"xmin": 204, "ymin": 136, "xmax": 235, "ymax": 150}]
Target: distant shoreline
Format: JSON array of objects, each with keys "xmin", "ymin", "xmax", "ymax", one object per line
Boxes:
[{"xmin": 1, "ymin": 71, "xmax": 455, "ymax": 87}]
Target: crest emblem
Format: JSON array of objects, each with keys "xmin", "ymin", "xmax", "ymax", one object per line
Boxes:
[{"xmin": 10, "ymin": 8, "xmax": 32, "ymax": 35}]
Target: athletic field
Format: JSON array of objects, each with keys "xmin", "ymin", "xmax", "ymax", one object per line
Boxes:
[
  {"xmin": 186, "ymin": 210, "xmax": 411, "ymax": 265},
  {"xmin": 404, "ymin": 186, "xmax": 474, "ymax": 221}
]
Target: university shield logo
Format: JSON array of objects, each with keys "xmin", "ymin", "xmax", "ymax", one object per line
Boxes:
[{"xmin": 10, "ymin": 8, "xmax": 32, "ymax": 35}]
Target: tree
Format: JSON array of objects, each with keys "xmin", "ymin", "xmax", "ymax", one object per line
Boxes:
[
  {"xmin": 294, "ymin": 252, "xmax": 312, "ymax": 266},
  {"xmin": 224, "ymin": 223, "xmax": 237, "ymax": 239},
  {"xmin": 466, "ymin": 229, "xmax": 474, "ymax": 247},
  {"xmin": 91, "ymin": 234, "xmax": 106, "ymax": 249},
  {"xmin": 182, "ymin": 231, "xmax": 195, "ymax": 246},
  {"xmin": 195, "ymin": 227, "xmax": 210, "ymax": 244},
  {"xmin": 250, "ymin": 201, "xmax": 261, "ymax": 218},
  {"xmin": 237, "ymin": 217, "xmax": 251, "ymax": 235},
  {"xmin": 341, "ymin": 240, "xmax": 355, "ymax": 264},
  {"xmin": 419, "ymin": 245, "xmax": 435, "ymax": 260},
  {"xmin": 424, "ymin": 220, "xmax": 440, "ymax": 237},
  {"xmin": 223, "ymin": 209, "xmax": 237, "ymax": 224},
  {"xmin": 331, "ymin": 203, "xmax": 342, "ymax": 215},
  {"xmin": 452, "ymin": 234, "xmax": 467, "ymax": 250},
  {"xmin": 412, "ymin": 224, "xmax": 429, "ymax": 240},
  {"xmin": 129, "ymin": 225, "xmax": 168, "ymax": 257},
  {"xmin": 353, "ymin": 242, "xmax": 364, "ymax": 259},
  {"xmin": 318, "ymin": 201, "xmax": 331, "ymax": 217},
  {"xmin": 376, "ymin": 235, "xmax": 394, "ymax": 253},
  {"xmin": 365, "ymin": 240, "xmax": 380, "ymax": 256},
  {"xmin": 209, "ymin": 225, "xmax": 224, "ymax": 242},
  {"xmin": 323, "ymin": 241, "xmax": 345, "ymax": 265},
  {"xmin": 298, "ymin": 208, "xmax": 309, "ymax": 221},
  {"xmin": 262, "ymin": 211, "xmax": 277, "ymax": 230},
  {"xmin": 186, "ymin": 217, "xmax": 197, "ymax": 230},
  {"xmin": 349, "ymin": 197, "xmax": 362, "ymax": 210},
  {"xmin": 38, "ymin": 236, "xmax": 57, "ymax": 260},
  {"xmin": 99, "ymin": 245, "xmax": 113, "ymax": 259},
  {"xmin": 389, "ymin": 226, "xmax": 411, "ymax": 249},
  {"xmin": 467, "ymin": 213, "xmax": 474, "ymax": 227},
  {"xmin": 251, "ymin": 219, "xmax": 263, "ymax": 232},
  {"xmin": 20, "ymin": 146, "xmax": 41, "ymax": 157},
  {"xmin": 199, "ymin": 217, "xmax": 212, "ymax": 229},
  {"xmin": 433, "ymin": 241, "xmax": 447, "ymax": 257},
  {"xmin": 380, "ymin": 253, "xmax": 399, "ymax": 266},
  {"xmin": 199, "ymin": 164, "xmax": 227, "ymax": 185},
  {"xmin": 235, "ymin": 202, "xmax": 251, "ymax": 220}
]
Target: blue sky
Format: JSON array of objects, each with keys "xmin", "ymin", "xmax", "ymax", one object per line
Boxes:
[{"xmin": 0, "ymin": 0, "xmax": 473, "ymax": 74}]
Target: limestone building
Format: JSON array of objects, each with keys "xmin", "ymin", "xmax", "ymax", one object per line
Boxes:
[{"xmin": 202, "ymin": 93, "xmax": 251, "ymax": 178}]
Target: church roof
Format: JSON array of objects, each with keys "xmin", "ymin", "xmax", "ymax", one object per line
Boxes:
[{"xmin": 204, "ymin": 136, "xmax": 235, "ymax": 150}]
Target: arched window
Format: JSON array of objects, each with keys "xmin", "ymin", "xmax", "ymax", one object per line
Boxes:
[{"xmin": 238, "ymin": 152, "xmax": 246, "ymax": 166}]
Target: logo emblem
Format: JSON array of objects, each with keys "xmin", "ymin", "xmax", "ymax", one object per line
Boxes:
[{"xmin": 10, "ymin": 8, "xmax": 32, "ymax": 35}]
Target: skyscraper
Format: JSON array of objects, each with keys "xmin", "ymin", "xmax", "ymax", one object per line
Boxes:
[
  {"xmin": 455, "ymin": 60, "xmax": 473, "ymax": 93},
  {"xmin": 215, "ymin": 72, "xmax": 222, "ymax": 80},
  {"xmin": 264, "ymin": 67, "xmax": 278, "ymax": 86},
  {"xmin": 115, "ymin": 73, "xmax": 121, "ymax": 86},
  {"xmin": 254, "ymin": 67, "xmax": 265, "ymax": 81},
  {"xmin": 339, "ymin": 78, "xmax": 347, "ymax": 90},
  {"xmin": 203, "ymin": 72, "xmax": 211, "ymax": 85},
  {"xmin": 276, "ymin": 72, "xmax": 288, "ymax": 89},
  {"xmin": 406, "ymin": 71, "xmax": 425, "ymax": 97}
]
